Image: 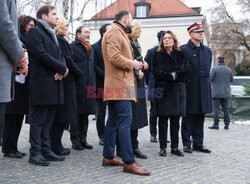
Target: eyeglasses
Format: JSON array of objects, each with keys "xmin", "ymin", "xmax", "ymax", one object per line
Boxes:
[{"xmin": 163, "ymin": 37, "xmax": 173, "ymax": 40}]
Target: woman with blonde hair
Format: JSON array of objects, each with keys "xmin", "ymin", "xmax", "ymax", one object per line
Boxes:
[
  {"xmin": 118, "ymin": 19, "xmax": 149, "ymax": 159},
  {"xmin": 50, "ymin": 18, "xmax": 82, "ymax": 155},
  {"xmin": 152, "ymin": 30, "xmax": 190, "ymax": 157}
]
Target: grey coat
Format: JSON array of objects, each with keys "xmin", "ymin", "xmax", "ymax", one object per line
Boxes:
[
  {"xmin": 210, "ymin": 63, "xmax": 233, "ymax": 98},
  {"xmin": 0, "ymin": 0, "xmax": 24, "ymax": 102}
]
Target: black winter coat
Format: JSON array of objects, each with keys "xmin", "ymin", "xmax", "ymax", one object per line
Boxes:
[
  {"xmin": 70, "ymin": 38, "xmax": 96, "ymax": 114},
  {"xmin": 181, "ymin": 40, "xmax": 212, "ymax": 114},
  {"xmin": 130, "ymin": 40, "xmax": 148, "ymax": 130},
  {"xmin": 152, "ymin": 49, "xmax": 190, "ymax": 116},
  {"xmin": 26, "ymin": 22, "xmax": 67, "ymax": 105},
  {"xmin": 5, "ymin": 31, "xmax": 29, "ymax": 115},
  {"xmin": 54, "ymin": 35, "xmax": 83, "ymax": 124},
  {"xmin": 92, "ymin": 38, "xmax": 105, "ymax": 90}
]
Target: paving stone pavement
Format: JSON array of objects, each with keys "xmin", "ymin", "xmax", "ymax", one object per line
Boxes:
[{"xmin": 0, "ymin": 116, "xmax": 249, "ymax": 184}]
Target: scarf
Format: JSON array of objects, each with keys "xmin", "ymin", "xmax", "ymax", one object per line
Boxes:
[
  {"xmin": 130, "ymin": 39, "xmax": 142, "ymax": 54},
  {"xmin": 77, "ymin": 36, "xmax": 91, "ymax": 53},
  {"xmin": 38, "ymin": 19, "xmax": 59, "ymax": 46}
]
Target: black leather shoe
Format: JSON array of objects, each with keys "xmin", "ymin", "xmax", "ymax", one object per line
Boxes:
[
  {"xmin": 183, "ymin": 146, "xmax": 193, "ymax": 153},
  {"xmin": 29, "ymin": 154, "xmax": 50, "ymax": 166},
  {"xmin": 42, "ymin": 151, "xmax": 65, "ymax": 161},
  {"xmin": 99, "ymin": 138, "xmax": 104, "ymax": 146},
  {"xmin": 53, "ymin": 147, "xmax": 70, "ymax": 156},
  {"xmin": 171, "ymin": 149, "xmax": 184, "ymax": 157},
  {"xmin": 82, "ymin": 142, "xmax": 93, "ymax": 149},
  {"xmin": 193, "ymin": 146, "xmax": 211, "ymax": 153},
  {"xmin": 209, "ymin": 125, "xmax": 219, "ymax": 130},
  {"xmin": 159, "ymin": 149, "xmax": 166, "ymax": 157},
  {"xmin": 133, "ymin": 148, "xmax": 147, "ymax": 159},
  {"xmin": 4, "ymin": 152, "xmax": 22, "ymax": 158},
  {"xmin": 72, "ymin": 142, "xmax": 84, "ymax": 150},
  {"xmin": 80, "ymin": 137, "xmax": 93, "ymax": 149},
  {"xmin": 224, "ymin": 125, "xmax": 229, "ymax": 130},
  {"xmin": 18, "ymin": 151, "xmax": 26, "ymax": 156},
  {"xmin": 150, "ymin": 136, "xmax": 157, "ymax": 143}
]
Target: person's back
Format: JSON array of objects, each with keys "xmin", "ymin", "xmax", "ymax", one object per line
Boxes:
[
  {"xmin": 209, "ymin": 56, "xmax": 233, "ymax": 130},
  {"xmin": 210, "ymin": 63, "xmax": 233, "ymax": 98}
]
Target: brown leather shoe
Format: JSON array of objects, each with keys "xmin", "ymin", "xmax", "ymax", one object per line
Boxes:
[
  {"xmin": 123, "ymin": 163, "xmax": 151, "ymax": 176},
  {"xmin": 102, "ymin": 157, "xmax": 124, "ymax": 166}
]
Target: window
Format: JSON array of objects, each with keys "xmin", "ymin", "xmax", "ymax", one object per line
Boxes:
[
  {"xmin": 134, "ymin": 2, "xmax": 151, "ymax": 18},
  {"xmin": 136, "ymin": 6, "xmax": 147, "ymax": 17}
]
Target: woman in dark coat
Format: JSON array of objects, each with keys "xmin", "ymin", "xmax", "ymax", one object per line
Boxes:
[
  {"xmin": 50, "ymin": 18, "xmax": 83, "ymax": 155},
  {"xmin": 1, "ymin": 15, "xmax": 36, "ymax": 158},
  {"xmin": 152, "ymin": 30, "xmax": 190, "ymax": 157},
  {"xmin": 127, "ymin": 20, "xmax": 149, "ymax": 159}
]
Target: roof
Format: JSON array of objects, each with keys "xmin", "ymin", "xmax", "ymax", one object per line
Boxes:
[{"xmin": 92, "ymin": 0, "xmax": 197, "ymax": 20}]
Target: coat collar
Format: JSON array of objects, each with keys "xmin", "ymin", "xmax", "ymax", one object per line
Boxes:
[
  {"xmin": 187, "ymin": 39, "xmax": 204, "ymax": 49},
  {"xmin": 112, "ymin": 23, "xmax": 134, "ymax": 58}
]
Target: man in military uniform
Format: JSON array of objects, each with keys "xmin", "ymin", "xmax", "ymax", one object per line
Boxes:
[{"xmin": 181, "ymin": 23, "xmax": 212, "ymax": 153}]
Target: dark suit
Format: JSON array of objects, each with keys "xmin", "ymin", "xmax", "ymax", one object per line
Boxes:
[
  {"xmin": 70, "ymin": 38, "xmax": 96, "ymax": 144},
  {"xmin": 92, "ymin": 38, "xmax": 107, "ymax": 140},
  {"xmin": 26, "ymin": 21, "xmax": 67, "ymax": 156},
  {"xmin": 181, "ymin": 39, "xmax": 212, "ymax": 148}
]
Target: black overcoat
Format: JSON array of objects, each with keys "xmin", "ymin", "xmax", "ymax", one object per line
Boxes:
[
  {"xmin": 5, "ymin": 31, "xmax": 29, "ymax": 115},
  {"xmin": 152, "ymin": 49, "xmax": 190, "ymax": 116},
  {"xmin": 181, "ymin": 40, "xmax": 212, "ymax": 114},
  {"xmin": 26, "ymin": 22, "xmax": 67, "ymax": 105},
  {"xmin": 70, "ymin": 38, "xmax": 96, "ymax": 114},
  {"xmin": 54, "ymin": 35, "xmax": 83, "ymax": 124},
  {"xmin": 130, "ymin": 40, "xmax": 148, "ymax": 130}
]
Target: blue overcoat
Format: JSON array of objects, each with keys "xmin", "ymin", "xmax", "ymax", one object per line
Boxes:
[{"xmin": 181, "ymin": 40, "xmax": 212, "ymax": 114}]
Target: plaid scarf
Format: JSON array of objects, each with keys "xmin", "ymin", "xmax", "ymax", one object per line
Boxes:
[{"xmin": 77, "ymin": 36, "xmax": 91, "ymax": 53}]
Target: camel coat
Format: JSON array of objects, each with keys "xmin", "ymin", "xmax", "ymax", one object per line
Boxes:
[{"xmin": 102, "ymin": 22, "xmax": 137, "ymax": 102}]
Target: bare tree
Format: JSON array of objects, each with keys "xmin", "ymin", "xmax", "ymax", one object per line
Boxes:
[{"xmin": 209, "ymin": 0, "xmax": 250, "ymax": 74}]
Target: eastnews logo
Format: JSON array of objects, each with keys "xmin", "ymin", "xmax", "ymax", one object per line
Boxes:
[{"xmin": 86, "ymin": 86, "xmax": 163, "ymax": 99}]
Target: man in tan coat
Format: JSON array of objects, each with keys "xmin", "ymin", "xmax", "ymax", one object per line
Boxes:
[{"xmin": 101, "ymin": 10, "xmax": 150, "ymax": 176}]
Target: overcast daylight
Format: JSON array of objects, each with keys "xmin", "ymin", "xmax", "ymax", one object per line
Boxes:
[{"xmin": 1, "ymin": 0, "xmax": 249, "ymax": 183}]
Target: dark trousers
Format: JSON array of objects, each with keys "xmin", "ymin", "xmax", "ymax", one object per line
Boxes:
[
  {"xmin": 117, "ymin": 129, "xmax": 138, "ymax": 153},
  {"xmin": 2, "ymin": 114, "xmax": 24, "ymax": 153},
  {"xmin": 50, "ymin": 123, "xmax": 65, "ymax": 151},
  {"xmin": 149, "ymin": 101, "xmax": 157, "ymax": 137},
  {"xmin": 181, "ymin": 114, "xmax": 205, "ymax": 148},
  {"xmin": 70, "ymin": 113, "xmax": 89, "ymax": 143},
  {"xmin": 96, "ymin": 99, "xmax": 107, "ymax": 139},
  {"xmin": 103, "ymin": 101, "xmax": 135, "ymax": 165},
  {"xmin": 29, "ymin": 105, "xmax": 57, "ymax": 156},
  {"xmin": 213, "ymin": 98, "xmax": 230, "ymax": 126},
  {"xmin": 159, "ymin": 116, "xmax": 180, "ymax": 149},
  {"xmin": 0, "ymin": 103, "xmax": 6, "ymax": 145},
  {"xmin": 131, "ymin": 129, "xmax": 139, "ymax": 150}
]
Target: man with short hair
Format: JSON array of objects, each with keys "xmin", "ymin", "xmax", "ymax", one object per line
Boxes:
[
  {"xmin": 92, "ymin": 23, "xmax": 111, "ymax": 145},
  {"xmin": 101, "ymin": 10, "xmax": 150, "ymax": 175},
  {"xmin": 27, "ymin": 5, "xmax": 68, "ymax": 166},
  {"xmin": 181, "ymin": 23, "xmax": 212, "ymax": 154},
  {"xmin": 209, "ymin": 56, "xmax": 233, "ymax": 130},
  {"xmin": 70, "ymin": 26, "xmax": 96, "ymax": 150},
  {"xmin": 0, "ymin": 0, "xmax": 28, "ymax": 147}
]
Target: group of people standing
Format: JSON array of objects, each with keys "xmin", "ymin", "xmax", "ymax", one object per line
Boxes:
[{"xmin": 1, "ymin": 0, "xmax": 233, "ymax": 177}]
